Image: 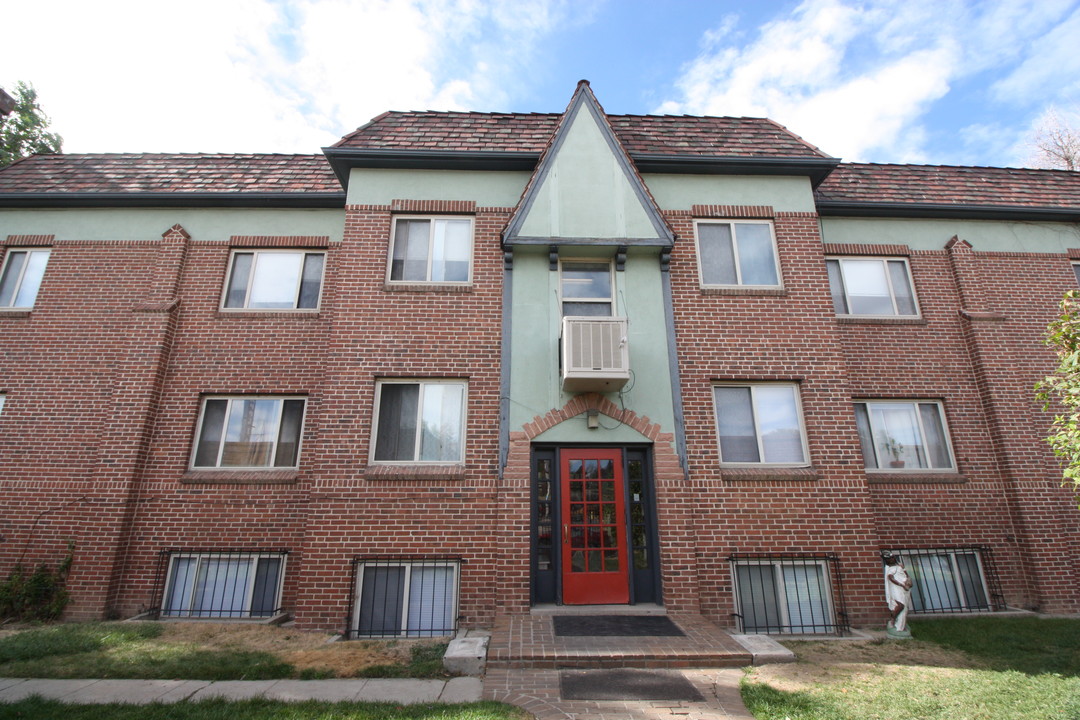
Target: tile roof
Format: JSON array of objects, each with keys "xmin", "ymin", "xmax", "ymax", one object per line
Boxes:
[
  {"xmin": 0, "ymin": 153, "xmax": 341, "ymax": 193},
  {"xmin": 334, "ymin": 111, "xmax": 832, "ymax": 159},
  {"xmin": 817, "ymin": 163, "xmax": 1080, "ymax": 209}
]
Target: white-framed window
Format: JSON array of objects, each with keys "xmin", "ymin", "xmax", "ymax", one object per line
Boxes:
[
  {"xmin": 0, "ymin": 248, "xmax": 51, "ymax": 309},
  {"xmin": 559, "ymin": 259, "xmax": 614, "ymax": 316},
  {"xmin": 161, "ymin": 551, "xmax": 286, "ymax": 618},
  {"xmin": 191, "ymin": 396, "xmax": 306, "ymax": 469},
  {"xmin": 372, "ymin": 380, "xmax": 467, "ymax": 463},
  {"xmin": 694, "ymin": 220, "xmax": 780, "ymax": 288},
  {"xmin": 827, "ymin": 257, "xmax": 918, "ymax": 316},
  {"xmin": 714, "ymin": 384, "xmax": 808, "ymax": 465},
  {"xmin": 1072, "ymin": 262, "xmax": 1080, "ymax": 286},
  {"xmin": 855, "ymin": 400, "xmax": 954, "ymax": 471},
  {"xmin": 733, "ymin": 558, "xmax": 836, "ymax": 633},
  {"xmin": 352, "ymin": 560, "xmax": 459, "ymax": 637},
  {"xmin": 889, "ymin": 549, "xmax": 991, "ymax": 612},
  {"xmin": 222, "ymin": 250, "xmax": 325, "ymax": 310},
  {"xmin": 388, "ymin": 216, "xmax": 473, "ymax": 283},
  {"xmin": 0, "ymin": 394, "xmax": 5, "ymax": 415}
]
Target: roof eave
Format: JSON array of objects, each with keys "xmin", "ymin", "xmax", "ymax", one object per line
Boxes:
[
  {"xmin": 816, "ymin": 199, "xmax": 1080, "ymax": 222},
  {"xmin": 322, "ymin": 147, "xmax": 539, "ymax": 188},
  {"xmin": 631, "ymin": 154, "xmax": 841, "ymax": 187},
  {"xmin": 0, "ymin": 192, "xmax": 346, "ymax": 209}
]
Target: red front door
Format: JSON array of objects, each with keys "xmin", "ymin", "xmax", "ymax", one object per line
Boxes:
[{"xmin": 560, "ymin": 448, "xmax": 629, "ymax": 604}]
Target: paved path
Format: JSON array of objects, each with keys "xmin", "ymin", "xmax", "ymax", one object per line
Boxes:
[{"xmin": 0, "ymin": 676, "xmax": 481, "ymax": 705}]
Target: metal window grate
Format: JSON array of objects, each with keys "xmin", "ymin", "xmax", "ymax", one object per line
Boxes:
[
  {"xmin": 729, "ymin": 552, "xmax": 849, "ymax": 635},
  {"xmin": 346, "ymin": 557, "xmax": 461, "ymax": 639},
  {"xmin": 150, "ymin": 548, "xmax": 289, "ymax": 620},
  {"xmin": 884, "ymin": 547, "xmax": 1005, "ymax": 614}
]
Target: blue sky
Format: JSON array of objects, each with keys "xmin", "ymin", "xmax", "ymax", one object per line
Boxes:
[{"xmin": 4, "ymin": 0, "xmax": 1080, "ymax": 167}]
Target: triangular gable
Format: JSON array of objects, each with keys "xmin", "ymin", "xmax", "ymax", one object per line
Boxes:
[{"xmin": 503, "ymin": 81, "xmax": 674, "ymax": 247}]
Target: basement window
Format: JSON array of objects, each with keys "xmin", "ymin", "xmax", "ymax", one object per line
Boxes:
[
  {"xmin": 349, "ymin": 559, "xmax": 459, "ymax": 638},
  {"xmin": 159, "ymin": 551, "xmax": 286, "ymax": 619}
]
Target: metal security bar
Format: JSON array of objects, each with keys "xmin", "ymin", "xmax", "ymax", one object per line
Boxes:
[
  {"xmin": 729, "ymin": 553, "xmax": 849, "ymax": 635},
  {"xmin": 886, "ymin": 547, "xmax": 1005, "ymax": 614},
  {"xmin": 346, "ymin": 557, "xmax": 461, "ymax": 639},
  {"xmin": 151, "ymin": 548, "xmax": 288, "ymax": 619}
]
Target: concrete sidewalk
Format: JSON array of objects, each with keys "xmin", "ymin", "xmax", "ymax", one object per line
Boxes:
[{"xmin": 0, "ymin": 676, "xmax": 482, "ymax": 705}]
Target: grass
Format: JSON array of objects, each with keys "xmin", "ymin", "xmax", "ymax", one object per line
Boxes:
[
  {"xmin": 742, "ymin": 616, "xmax": 1080, "ymax": 720},
  {"xmin": 0, "ymin": 623, "xmax": 451, "ymax": 680},
  {"xmin": 0, "ymin": 697, "xmax": 530, "ymax": 720}
]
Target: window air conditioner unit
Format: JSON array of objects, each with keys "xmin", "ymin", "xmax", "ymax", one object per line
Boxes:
[{"xmin": 561, "ymin": 316, "xmax": 630, "ymax": 393}]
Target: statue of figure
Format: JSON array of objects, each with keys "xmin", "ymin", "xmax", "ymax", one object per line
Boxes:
[{"xmin": 883, "ymin": 553, "xmax": 913, "ymax": 638}]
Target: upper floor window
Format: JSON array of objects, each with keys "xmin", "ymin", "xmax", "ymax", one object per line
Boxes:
[
  {"xmin": 560, "ymin": 259, "xmax": 613, "ymax": 316},
  {"xmin": 373, "ymin": 380, "xmax": 467, "ymax": 464},
  {"xmin": 1072, "ymin": 262, "xmax": 1080, "ymax": 286},
  {"xmin": 695, "ymin": 220, "xmax": 780, "ymax": 288},
  {"xmin": 854, "ymin": 400, "xmax": 954, "ymax": 471},
  {"xmin": 0, "ymin": 248, "xmax": 51, "ymax": 309},
  {"xmin": 191, "ymin": 396, "xmax": 306, "ymax": 469},
  {"xmin": 714, "ymin": 383, "xmax": 808, "ymax": 465},
  {"xmin": 223, "ymin": 250, "xmax": 324, "ymax": 310},
  {"xmin": 389, "ymin": 217, "xmax": 472, "ymax": 284},
  {"xmin": 827, "ymin": 257, "xmax": 917, "ymax": 317}
]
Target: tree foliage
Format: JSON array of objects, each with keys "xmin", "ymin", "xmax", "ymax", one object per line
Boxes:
[
  {"xmin": 1029, "ymin": 108, "xmax": 1080, "ymax": 172},
  {"xmin": 0, "ymin": 81, "xmax": 63, "ymax": 168},
  {"xmin": 1036, "ymin": 289, "xmax": 1080, "ymax": 505}
]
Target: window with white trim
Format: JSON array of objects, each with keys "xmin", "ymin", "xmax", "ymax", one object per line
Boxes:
[
  {"xmin": 388, "ymin": 217, "xmax": 472, "ymax": 283},
  {"xmin": 223, "ymin": 250, "xmax": 325, "ymax": 310},
  {"xmin": 0, "ymin": 394, "xmax": 5, "ymax": 415},
  {"xmin": 0, "ymin": 248, "xmax": 50, "ymax": 309},
  {"xmin": 161, "ymin": 551, "xmax": 285, "ymax": 618},
  {"xmin": 695, "ymin": 220, "xmax": 780, "ymax": 287},
  {"xmin": 855, "ymin": 400, "xmax": 954, "ymax": 471},
  {"xmin": 352, "ymin": 559, "xmax": 459, "ymax": 637},
  {"xmin": 1072, "ymin": 262, "xmax": 1080, "ymax": 286},
  {"xmin": 889, "ymin": 549, "xmax": 991, "ymax": 612},
  {"xmin": 714, "ymin": 384, "xmax": 808, "ymax": 465},
  {"xmin": 559, "ymin": 259, "xmax": 613, "ymax": 316},
  {"xmin": 733, "ymin": 558, "xmax": 836, "ymax": 633},
  {"xmin": 191, "ymin": 396, "xmax": 306, "ymax": 469},
  {"xmin": 372, "ymin": 380, "xmax": 466, "ymax": 463},
  {"xmin": 827, "ymin": 257, "xmax": 918, "ymax": 316}
]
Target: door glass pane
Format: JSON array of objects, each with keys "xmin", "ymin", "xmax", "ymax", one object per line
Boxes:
[
  {"xmin": 698, "ymin": 223, "xmax": 737, "ymax": 285},
  {"xmin": 735, "ymin": 223, "xmax": 778, "ymax": 285}
]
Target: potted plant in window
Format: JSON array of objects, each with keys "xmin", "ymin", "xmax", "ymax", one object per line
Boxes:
[{"xmin": 882, "ymin": 436, "xmax": 905, "ymax": 468}]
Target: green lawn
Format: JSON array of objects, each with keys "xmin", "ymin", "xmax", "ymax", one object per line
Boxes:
[
  {"xmin": 742, "ymin": 616, "xmax": 1080, "ymax": 720},
  {"xmin": 0, "ymin": 697, "xmax": 528, "ymax": 720}
]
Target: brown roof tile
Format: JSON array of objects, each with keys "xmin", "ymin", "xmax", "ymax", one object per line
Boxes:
[
  {"xmin": 817, "ymin": 163, "xmax": 1080, "ymax": 209},
  {"xmin": 334, "ymin": 111, "xmax": 832, "ymax": 159},
  {"xmin": 0, "ymin": 153, "xmax": 340, "ymax": 193}
]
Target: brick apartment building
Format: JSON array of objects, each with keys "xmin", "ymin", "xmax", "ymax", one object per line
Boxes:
[{"xmin": 0, "ymin": 81, "xmax": 1077, "ymax": 636}]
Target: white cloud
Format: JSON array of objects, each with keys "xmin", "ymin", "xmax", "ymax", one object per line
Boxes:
[
  {"xmin": 0, "ymin": 0, "xmax": 592, "ymax": 153},
  {"xmin": 656, "ymin": 0, "xmax": 1080, "ymax": 163}
]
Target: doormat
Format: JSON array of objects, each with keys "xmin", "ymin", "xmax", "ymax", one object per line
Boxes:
[
  {"xmin": 552, "ymin": 614, "xmax": 684, "ymax": 637},
  {"xmin": 560, "ymin": 669, "xmax": 704, "ymax": 701}
]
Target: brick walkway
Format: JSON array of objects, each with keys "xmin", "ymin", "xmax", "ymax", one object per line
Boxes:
[{"xmin": 482, "ymin": 614, "xmax": 756, "ymax": 719}]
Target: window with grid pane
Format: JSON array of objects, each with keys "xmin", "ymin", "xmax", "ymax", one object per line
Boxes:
[
  {"xmin": 223, "ymin": 250, "xmax": 324, "ymax": 310},
  {"xmin": 827, "ymin": 257, "xmax": 917, "ymax": 316},
  {"xmin": 389, "ymin": 217, "xmax": 472, "ymax": 283},
  {"xmin": 0, "ymin": 248, "xmax": 50, "ymax": 309},
  {"xmin": 192, "ymin": 397, "xmax": 306, "ymax": 469}
]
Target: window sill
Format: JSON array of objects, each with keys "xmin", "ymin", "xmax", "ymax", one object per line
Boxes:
[
  {"xmin": 216, "ymin": 310, "xmax": 322, "ymax": 320},
  {"xmin": 0, "ymin": 310, "xmax": 31, "ymax": 319},
  {"xmin": 866, "ymin": 472, "xmax": 966, "ymax": 484},
  {"xmin": 363, "ymin": 464, "xmax": 467, "ymax": 481},
  {"xmin": 721, "ymin": 466, "xmax": 820, "ymax": 482},
  {"xmin": 700, "ymin": 287, "xmax": 786, "ymax": 297},
  {"xmin": 837, "ymin": 316, "xmax": 926, "ymax": 325},
  {"xmin": 181, "ymin": 469, "xmax": 299, "ymax": 484},
  {"xmin": 383, "ymin": 283, "xmax": 473, "ymax": 293}
]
